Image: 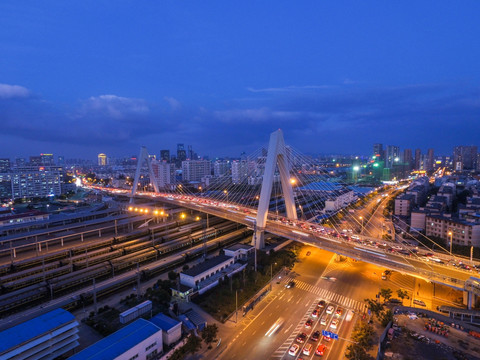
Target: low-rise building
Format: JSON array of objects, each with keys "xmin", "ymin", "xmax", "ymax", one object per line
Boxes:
[
  {"xmin": 224, "ymin": 243, "xmax": 254, "ymax": 260},
  {"xmin": 0, "ymin": 308, "xmax": 79, "ymax": 360},
  {"xmin": 69, "ymin": 318, "xmax": 162, "ymax": 360},
  {"xmin": 394, "ymin": 194, "xmax": 415, "ymax": 216},
  {"xmin": 425, "ymin": 214, "xmax": 480, "ymax": 247},
  {"xmin": 149, "ymin": 313, "xmax": 182, "ymax": 346}
]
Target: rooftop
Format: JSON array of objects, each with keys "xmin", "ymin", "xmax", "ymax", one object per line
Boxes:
[
  {"xmin": 150, "ymin": 313, "xmax": 181, "ymax": 332},
  {"xmin": 69, "ymin": 319, "xmax": 161, "ymax": 360},
  {"xmin": 182, "ymin": 254, "xmax": 232, "ymax": 277},
  {"xmin": 225, "ymin": 243, "xmax": 253, "ymax": 252},
  {"xmin": 0, "ymin": 308, "xmax": 76, "ymax": 354}
]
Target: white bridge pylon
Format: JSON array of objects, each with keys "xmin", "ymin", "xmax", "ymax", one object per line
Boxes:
[
  {"xmin": 253, "ymin": 129, "xmax": 297, "ymax": 249},
  {"xmin": 130, "ymin": 146, "xmax": 159, "ymax": 204}
]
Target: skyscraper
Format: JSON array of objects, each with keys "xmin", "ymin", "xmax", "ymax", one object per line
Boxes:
[
  {"xmin": 426, "ymin": 149, "xmax": 434, "ymax": 171},
  {"xmin": 414, "ymin": 149, "xmax": 421, "ymax": 170},
  {"xmin": 98, "ymin": 153, "xmax": 107, "ymax": 166},
  {"xmin": 385, "ymin": 145, "xmax": 400, "ymax": 168},
  {"xmin": 373, "ymin": 143, "xmax": 383, "ymax": 159},
  {"xmin": 403, "ymin": 149, "xmax": 413, "ymax": 170},
  {"xmin": 453, "ymin": 146, "xmax": 478, "ymax": 170},
  {"xmin": 0, "ymin": 159, "xmax": 11, "ymax": 173},
  {"xmin": 181, "ymin": 160, "xmax": 211, "ymax": 181},
  {"xmin": 160, "ymin": 150, "xmax": 170, "ymax": 162}
]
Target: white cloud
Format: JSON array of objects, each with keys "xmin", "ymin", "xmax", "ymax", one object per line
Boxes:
[
  {"xmin": 164, "ymin": 96, "xmax": 181, "ymax": 110},
  {"xmin": 82, "ymin": 94, "xmax": 149, "ymax": 119},
  {"xmin": 246, "ymin": 85, "xmax": 332, "ymax": 93},
  {"xmin": 0, "ymin": 83, "xmax": 30, "ymax": 99}
]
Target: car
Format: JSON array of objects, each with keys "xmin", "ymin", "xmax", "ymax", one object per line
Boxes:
[
  {"xmin": 326, "ymin": 305, "xmax": 334, "ymax": 314},
  {"xmin": 335, "ymin": 308, "xmax": 343, "ymax": 317},
  {"xmin": 305, "ymin": 319, "xmax": 313, "ymax": 329},
  {"xmin": 306, "ymin": 251, "xmax": 311, "ymax": 256},
  {"xmin": 321, "ymin": 276, "xmax": 337, "ymax": 282},
  {"xmin": 296, "ymin": 333, "xmax": 307, "ymax": 344},
  {"xmin": 330, "ymin": 319, "xmax": 339, "ymax": 329},
  {"xmin": 320, "ymin": 316, "xmax": 327, "ymax": 325},
  {"xmin": 312, "ymin": 309, "xmax": 319, "ymax": 318},
  {"xmin": 289, "ymin": 344, "xmax": 300, "ymax": 356},
  {"xmin": 311, "ymin": 330, "xmax": 320, "ymax": 342},
  {"xmin": 285, "ymin": 281, "xmax": 295, "ymax": 289},
  {"xmin": 317, "ymin": 300, "xmax": 326, "ymax": 308},
  {"xmin": 303, "ymin": 343, "xmax": 313, "ymax": 356},
  {"xmin": 315, "ymin": 344, "xmax": 327, "ymax": 356},
  {"xmin": 413, "ymin": 299, "xmax": 426, "ymax": 307},
  {"xmin": 323, "ymin": 335, "xmax": 331, "ymax": 342}
]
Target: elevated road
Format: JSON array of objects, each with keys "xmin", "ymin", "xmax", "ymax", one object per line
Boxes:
[{"xmin": 96, "ymin": 189, "xmax": 480, "ymax": 297}]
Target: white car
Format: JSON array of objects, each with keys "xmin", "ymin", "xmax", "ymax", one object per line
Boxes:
[
  {"xmin": 330, "ymin": 318, "xmax": 339, "ymax": 329},
  {"xmin": 320, "ymin": 316, "xmax": 327, "ymax": 325},
  {"xmin": 289, "ymin": 344, "xmax": 300, "ymax": 356},
  {"xmin": 326, "ymin": 305, "xmax": 334, "ymax": 314}
]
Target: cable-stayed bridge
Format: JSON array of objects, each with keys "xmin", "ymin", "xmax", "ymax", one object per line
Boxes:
[{"xmin": 93, "ymin": 130, "xmax": 480, "ymax": 307}]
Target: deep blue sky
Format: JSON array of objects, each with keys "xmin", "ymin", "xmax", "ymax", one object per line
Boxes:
[{"xmin": 1, "ymin": 1, "xmax": 479, "ymax": 160}]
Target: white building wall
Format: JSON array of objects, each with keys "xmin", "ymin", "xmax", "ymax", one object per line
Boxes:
[{"xmin": 114, "ymin": 332, "xmax": 163, "ymax": 360}]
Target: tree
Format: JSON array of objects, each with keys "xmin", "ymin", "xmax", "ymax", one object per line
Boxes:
[
  {"xmin": 168, "ymin": 271, "xmax": 178, "ymax": 281},
  {"xmin": 185, "ymin": 334, "xmax": 202, "ymax": 355},
  {"xmin": 379, "ymin": 288, "xmax": 392, "ymax": 302},
  {"xmin": 397, "ymin": 289, "xmax": 409, "ymax": 304},
  {"xmin": 364, "ymin": 298, "xmax": 384, "ymax": 319},
  {"xmin": 201, "ymin": 324, "xmax": 219, "ymax": 348},
  {"xmin": 345, "ymin": 344, "xmax": 370, "ymax": 360},
  {"xmin": 379, "ymin": 309, "xmax": 394, "ymax": 327}
]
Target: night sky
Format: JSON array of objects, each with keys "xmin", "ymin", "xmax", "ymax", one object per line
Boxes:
[{"xmin": 1, "ymin": 1, "xmax": 479, "ymax": 160}]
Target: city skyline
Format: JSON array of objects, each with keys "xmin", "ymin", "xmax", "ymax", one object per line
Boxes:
[{"xmin": 1, "ymin": 2, "xmax": 480, "ymax": 159}]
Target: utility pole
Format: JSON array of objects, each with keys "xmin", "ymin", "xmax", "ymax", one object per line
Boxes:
[
  {"xmin": 235, "ymin": 290, "xmax": 238, "ymax": 323},
  {"xmin": 254, "ymin": 220, "xmax": 257, "ymax": 272}
]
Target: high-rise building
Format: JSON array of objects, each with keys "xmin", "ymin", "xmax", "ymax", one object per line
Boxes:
[
  {"xmin": 29, "ymin": 156, "xmax": 42, "ymax": 166},
  {"xmin": 453, "ymin": 146, "xmax": 478, "ymax": 170},
  {"xmin": 414, "ymin": 149, "xmax": 421, "ymax": 170},
  {"xmin": 160, "ymin": 150, "xmax": 170, "ymax": 162},
  {"xmin": 57, "ymin": 156, "xmax": 65, "ymax": 166},
  {"xmin": 40, "ymin": 153, "xmax": 54, "ymax": 165},
  {"xmin": 11, "ymin": 166, "xmax": 62, "ymax": 199},
  {"xmin": 385, "ymin": 145, "xmax": 400, "ymax": 168},
  {"xmin": 403, "ymin": 149, "xmax": 413, "ymax": 170},
  {"xmin": 373, "ymin": 143, "xmax": 384, "ymax": 160},
  {"xmin": 181, "ymin": 160, "xmax": 211, "ymax": 182},
  {"xmin": 151, "ymin": 159, "xmax": 173, "ymax": 189},
  {"xmin": 176, "ymin": 144, "xmax": 187, "ymax": 168},
  {"xmin": 214, "ymin": 160, "xmax": 229, "ymax": 177},
  {"xmin": 231, "ymin": 160, "xmax": 249, "ymax": 184},
  {"xmin": 98, "ymin": 153, "xmax": 107, "ymax": 166},
  {"xmin": 0, "ymin": 158, "xmax": 11, "ymax": 173},
  {"xmin": 0, "ymin": 173, "xmax": 12, "ymax": 200},
  {"xmin": 426, "ymin": 148, "xmax": 434, "ymax": 171}
]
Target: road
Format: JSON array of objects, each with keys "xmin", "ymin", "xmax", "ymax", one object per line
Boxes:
[{"xmin": 205, "ymin": 243, "xmax": 465, "ymax": 360}]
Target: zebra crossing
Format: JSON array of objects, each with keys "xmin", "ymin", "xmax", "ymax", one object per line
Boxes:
[
  {"xmin": 270, "ymin": 277, "xmax": 368, "ymax": 359},
  {"xmin": 284, "ymin": 276, "xmax": 368, "ymax": 313},
  {"xmin": 271, "ymin": 300, "xmax": 318, "ymax": 359}
]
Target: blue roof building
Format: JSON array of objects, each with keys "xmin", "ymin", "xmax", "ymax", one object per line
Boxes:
[
  {"xmin": 0, "ymin": 308, "xmax": 79, "ymax": 360},
  {"xmin": 69, "ymin": 318, "xmax": 162, "ymax": 360},
  {"xmin": 149, "ymin": 313, "xmax": 182, "ymax": 346}
]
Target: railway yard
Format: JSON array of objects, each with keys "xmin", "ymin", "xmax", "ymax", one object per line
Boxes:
[{"xmin": 0, "ymin": 204, "xmax": 251, "ymax": 329}]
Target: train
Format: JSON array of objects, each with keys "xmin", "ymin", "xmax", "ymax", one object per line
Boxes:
[{"xmin": 0, "ymin": 224, "xmax": 249, "ymax": 316}]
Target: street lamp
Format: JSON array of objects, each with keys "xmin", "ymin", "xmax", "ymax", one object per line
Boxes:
[
  {"xmin": 359, "ymin": 216, "xmax": 363, "ymax": 235},
  {"xmin": 448, "ymin": 231, "xmax": 453, "ymax": 256},
  {"xmin": 223, "ymin": 189, "xmax": 228, "ymax": 203}
]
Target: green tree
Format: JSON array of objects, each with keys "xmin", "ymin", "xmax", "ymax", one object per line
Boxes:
[
  {"xmin": 364, "ymin": 298, "xmax": 384, "ymax": 319},
  {"xmin": 345, "ymin": 344, "xmax": 370, "ymax": 360},
  {"xmin": 168, "ymin": 271, "xmax": 178, "ymax": 281},
  {"xmin": 380, "ymin": 288, "xmax": 392, "ymax": 302},
  {"xmin": 397, "ymin": 289, "xmax": 409, "ymax": 304},
  {"xmin": 185, "ymin": 334, "xmax": 202, "ymax": 355},
  {"xmin": 201, "ymin": 324, "xmax": 219, "ymax": 348},
  {"xmin": 379, "ymin": 309, "xmax": 394, "ymax": 327}
]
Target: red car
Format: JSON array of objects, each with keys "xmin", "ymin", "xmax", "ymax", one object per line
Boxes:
[
  {"xmin": 316, "ymin": 344, "xmax": 327, "ymax": 356},
  {"xmin": 305, "ymin": 319, "xmax": 313, "ymax": 329}
]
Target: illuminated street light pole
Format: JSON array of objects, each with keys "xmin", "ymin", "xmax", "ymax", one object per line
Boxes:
[
  {"xmin": 448, "ymin": 231, "xmax": 453, "ymax": 256},
  {"xmin": 359, "ymin": 216, "xmax": 363, "ymax": 235}
]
